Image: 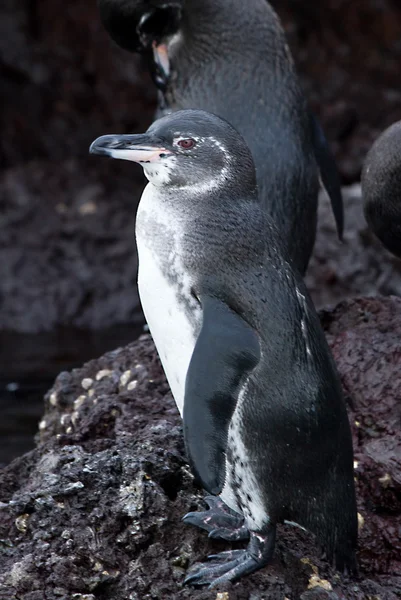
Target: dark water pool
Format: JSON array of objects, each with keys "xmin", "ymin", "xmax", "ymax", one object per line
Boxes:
[{"xmin": 0, "ymin": 324, "xmax": 144, "ymax": 467}]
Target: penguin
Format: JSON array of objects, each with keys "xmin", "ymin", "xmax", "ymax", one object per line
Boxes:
[
  {"xmin": 97, "ymin": 0, "xmax": 343, "ymax": 275},
  {"xmin": 361, "ymin": 120, "xmax": 401, "ymax": 258},
  {"xmin": 90, "ymin": 108, "xmax": 357, "ymax": 587}
]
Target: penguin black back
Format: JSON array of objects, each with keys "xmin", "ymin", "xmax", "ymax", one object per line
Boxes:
[
  {"xmin": 97, "ymin": 0, "xmax": 343, "ymax": 275},
  {"xmin": 361, "ymin": 120, "xmax": 401, "ymax": 258}
]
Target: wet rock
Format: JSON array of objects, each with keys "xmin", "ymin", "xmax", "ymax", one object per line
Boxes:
[{"xmin": 1, "ymin": 297, "xmax": 401, "ymax": 599}]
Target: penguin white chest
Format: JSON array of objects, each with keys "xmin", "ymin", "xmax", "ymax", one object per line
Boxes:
[{"xmin": 135, "ymin": 184, "xmax": 201, "ymax": 416}]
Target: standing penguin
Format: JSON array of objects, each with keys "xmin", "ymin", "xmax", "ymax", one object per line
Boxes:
[
  {"xmin": 90, "ymin": 109, "xmax": 357, "ymax": 586},
  {"xmin": 97, "ymin": 0, "xmax": 343, "ymax": 274},
  {"xmin": 361, "ymin": 120, "xmax": 401, "ymax": 258}
]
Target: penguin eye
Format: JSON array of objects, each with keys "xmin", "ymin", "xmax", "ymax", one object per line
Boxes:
[{"xmin": 177, "ymin": 138, "xmax": 196, "ymax": 149}]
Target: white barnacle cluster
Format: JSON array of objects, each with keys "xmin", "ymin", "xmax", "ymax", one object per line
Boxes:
[
  {"xmin": 119, "ymin": 368, "xmax": 139, "ymax": 391},
  {"xmin": 53, "ymin": 367, "xmax": 140, "ymax": 435}
]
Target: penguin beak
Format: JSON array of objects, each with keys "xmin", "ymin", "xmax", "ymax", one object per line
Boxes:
[
  {"xmin": 89, "ymin": 134, "xmax": 172, "ymax": 163},
  {"xmin": 153, "ymin": 42, "xmax": 170, "ymax": 78}
]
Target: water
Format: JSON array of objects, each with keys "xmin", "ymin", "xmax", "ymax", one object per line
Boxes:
[{"xmin": 0, "ymin": 324, "xmax": 144, "ymax": 467}]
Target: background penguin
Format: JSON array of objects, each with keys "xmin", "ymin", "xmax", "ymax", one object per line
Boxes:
[
  {"xmin": 361, "ymin": 120, "xmax": 401, "ymax": 258},
  {"xmin": 97, "ymin": 0, "xmax": 343, "ymax": 275},
  {"xmin": 90, "ymin": 108, "xmax": 357, "ymax": 586}
]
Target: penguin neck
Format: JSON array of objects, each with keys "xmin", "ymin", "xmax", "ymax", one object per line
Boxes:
[
  {"xmin": 142, "ymin": 158, "xmax": 258, "ymax": 201},
  {"xmin": 167, "ymin": 0, "xmax": 291, "ymax": 72},
  {"xmin": 139, "ymin": 178, "xmax": 258, "ymax": 224}
]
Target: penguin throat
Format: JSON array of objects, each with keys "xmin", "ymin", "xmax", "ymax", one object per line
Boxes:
[
  {"xmin": 142, "ymin": 157, "xmax": 177, "ymax": 186},
  {"xmin": 143, "ymin": 161, "xmax": 231, "ymax": 195}
]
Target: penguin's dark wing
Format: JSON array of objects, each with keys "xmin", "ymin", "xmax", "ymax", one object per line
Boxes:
[
  {"xmin": 183, "ymin": 295, "xmax": 260, "ymax": 495},
  {"xmin": 309, "ymin": 111, "xmax": 344, "ymax": 239}
]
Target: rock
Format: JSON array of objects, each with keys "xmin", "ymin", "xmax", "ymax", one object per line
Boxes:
[
  {"xmin": 273, "ymin": 0, "xmax": 401, "ymax": 183},
  {"xmin": 1, "ymin": 298, "xmax": 400, "ymax": 599},
  {"xmin": 0, "ymin": 161, "xmax": 146, "ymax": 332},
  {"xmin": 322, "ymin": 296, "xmax": 401, "ymax": 578},
  {"xmin": 300, "ymin": 588, "xmax": 340, "ymax": 600},
  {"xmin": 1, "ymin": 0, "xmax": 401, "ymax": 333},
  {"xmin": 307, "ymin": 186, "xmax": 401, "ymax": 310}
]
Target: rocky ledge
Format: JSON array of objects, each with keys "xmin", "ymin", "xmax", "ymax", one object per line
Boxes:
[{"xmin": 1, "ymin": 296, "xmax": 400, "ymax": 600}]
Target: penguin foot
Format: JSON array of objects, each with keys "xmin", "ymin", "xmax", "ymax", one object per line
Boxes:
[
  {"xmin": 182, "ymin": 495, "xmax": 249, "ymax": 541},
  {"xmin": 184, "ymin": 525, "xmax": 276, "ymax": 588}
]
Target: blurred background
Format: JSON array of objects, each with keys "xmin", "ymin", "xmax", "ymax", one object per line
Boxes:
[{"xmin": 1, "ymin": 0, "xmax": 401, "ymax": 464}]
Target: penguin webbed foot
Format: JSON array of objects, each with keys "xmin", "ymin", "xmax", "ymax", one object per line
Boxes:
[
  {"xmin": 184, "ymin": 525, "xmax": 276, "ymax": 588},
  {"xmin": 182, "ymin": 495, "xmax": 249, "ymax": 541}
]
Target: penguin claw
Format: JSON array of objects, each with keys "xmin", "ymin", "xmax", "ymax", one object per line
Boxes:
[
  {"xmin": 208, "ymin": 526, "xmax": 250, "ymax": 541},
  {"xmin": 203, "ymin": 495, "xmax": 239, "ymax": 515},
  {"xmin": 184, "ymin": 526, "xmax": 276, "ymax": 587},
  {"xmin": 182, "ymin": 495, "xmax": 249, "ymax": 541},
  {"xmin": 184, "ymin": 549, "xmax": 260, "ymax": 588},
  {"xmin": 207, "ymin": 549, "xmax": 245, "ymax": 561}
]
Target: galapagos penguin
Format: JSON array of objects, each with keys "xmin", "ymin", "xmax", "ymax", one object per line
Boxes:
[
  {"xmin": 97, "ymin": 0, "xmax": 343, "ymax": 275},
  {"xmin": 90, "ymin": 109, "xmax": 357, "ymax": 586},
  {"xmin": 361, "ymin": 120, "xmax": 401, "ymax": 258}
]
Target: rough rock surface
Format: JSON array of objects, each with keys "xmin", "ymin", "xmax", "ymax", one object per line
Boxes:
[
  {"xmin": 0, "ymin": 0, "xmax": 154, "ymax": 332},
  {"xmin": 1, "ymin": 297, "xmax": 400, "ymax": 599},
  {"xmin": 306, "ymin": 185, "xmax": 401, "ymax": 309},
  {"xmin": 2, "ymin": 0, "xmax": 401, "ymax": 332},
  {"xmin": 0, "ymin": 159, "xmax": 146, "ymax": 332},
  {"xmin": 274, "ymin": 0, "xmax": 401, "ymax": 182}
]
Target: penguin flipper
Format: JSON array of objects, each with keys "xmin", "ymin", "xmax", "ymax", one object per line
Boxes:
[
  {"xmin": 309, "ymin": 111, "xmax": 344, "ymax": 239},
  {"xmin": 183, "ymin": 295, "xmax": 260, "ymax": 496}
]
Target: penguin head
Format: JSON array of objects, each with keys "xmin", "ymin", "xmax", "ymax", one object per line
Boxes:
[
  {"xmin": 90, "ymin": 109, "xmax": 257, "ymax": 195},
  {"xmin": 98, "ymin": 0, "xmax": 183, "ymax": 53}
]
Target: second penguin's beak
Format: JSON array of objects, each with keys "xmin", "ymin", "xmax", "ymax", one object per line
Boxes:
[{"xmin": 89, "ymin": 134, "xmax": 172, "ymax": 164}]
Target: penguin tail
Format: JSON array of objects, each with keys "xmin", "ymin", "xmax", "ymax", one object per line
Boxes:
[
  {"xmin": 310, "ymin": 490, "xmax": 358, "ymax": 575},
  {"xmin": 309, "ymin": 110, "xmax": 344, "ymax": 240},
  {"xmin": 322, "ymin": 522, "xmax": 358, "ymax": 575}
]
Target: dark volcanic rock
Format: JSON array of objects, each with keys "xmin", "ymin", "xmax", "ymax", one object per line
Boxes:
[
  {"xmin": 306, "ymin": 186, "xmax": 401, "ymax": 310},
  {"xmin": 321, "ymin": 297, "xmax": 401, "ymax": 579},
  {"xmin": 273, "ymin": 0, "xmax": 401, "ymax": 183},
  {"xmin": 0, "ymin": 0, "xmax": 156, "ymax": 169},
  {"xmin": 0, "ymin": 0, "xmax": 155, "ymax": 332},
  {"xmin": 0, "ymin": 159, "xmax": 146, "ymax": 332},
  {"xmin": 1, "ymin": 298, "xmax": 400, "ymax": 599},
  {"xmin": 1, "ymin": 0, "xmax": 401, "ymax": 333}
]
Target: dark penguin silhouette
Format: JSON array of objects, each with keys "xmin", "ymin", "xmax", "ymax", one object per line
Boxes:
[
  {"xmin": 97, "ymin": 0, "xmax": 343, "ymax": 274},
  {"xmin": 361, "ymin": 120, "xmax": 401, "ymax": 258},
  {"xmin": 90, "ymin": 109, "xmax": 357, "ymax": 587}
]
